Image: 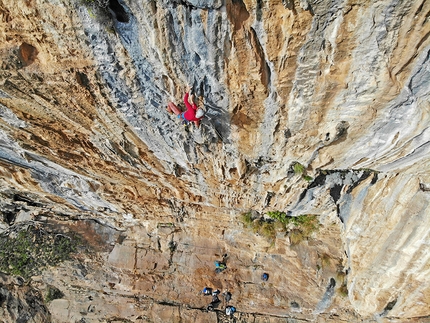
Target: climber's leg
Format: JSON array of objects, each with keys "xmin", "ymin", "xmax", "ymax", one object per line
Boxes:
[{"xmin": 167, "ymin": 102, "xmax": 181, "ymax": 115}]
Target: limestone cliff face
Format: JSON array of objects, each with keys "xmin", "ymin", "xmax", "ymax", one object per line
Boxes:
[{"xmin": 0, "ymin": 0, "xmax": 429, "ymax": 322}]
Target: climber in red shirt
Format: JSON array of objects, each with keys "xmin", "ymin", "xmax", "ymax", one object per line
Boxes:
[{"xmin": 166, "ymin": 85, "xmax": 204, "ymax": 128}]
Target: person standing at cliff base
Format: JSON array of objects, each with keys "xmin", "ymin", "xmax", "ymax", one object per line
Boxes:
[
  {"xmin": 166, "ymin": 85, "xmax": 205, "ymax": 128},
  {"xmin": 225, "ymin": 305, "xmax": 236, "ymax": 316},
  {"xmin": 201, "ymin": 287, "xmax": 212, "ymax": 295}
]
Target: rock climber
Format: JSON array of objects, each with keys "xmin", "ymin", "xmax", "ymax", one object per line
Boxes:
[
  {"xmin": 225, "ymin": 305, "xmax": 236, "ymax": 316},
  {"xmin": 166, "ymin": 85, "xmax": 205, "ymax": 128},
  {"xmin": 201, "ymin": 287, "xmax": 212, "ymax": 296},
  {"xmin": 214, "ymin": 253, "xmax": 228, "ymax": 273},
  {"xmin": 222, "ymin": 290, "xmax": 232, "ymax": 303},
  {"xmin": 207, "ymin": 292, "xmax": 221, "ymax": 311},
  {"xmin": 261, "ymin": 273, "xmax": 269, "ymax": 281},
  {"xmin": 214, "ymin": 260, "xmax": 227, "ymax": 273}
]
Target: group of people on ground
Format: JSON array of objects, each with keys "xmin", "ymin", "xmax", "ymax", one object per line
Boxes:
[
  {"xmin": 198, "ymin": 253, "xmax": 269, "ymax": 317},
  {"xmin": 199, "ymin": 254, "xmax": 236, "ymax": 315},
  {"xmin": 201, "ymin": 287, "xmax": 235, "ymax": 316}
]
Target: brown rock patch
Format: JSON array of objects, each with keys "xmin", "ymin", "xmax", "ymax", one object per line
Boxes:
[{"xmin": 18, "ymin": 42, "xmax": 38, "ymax": 66}]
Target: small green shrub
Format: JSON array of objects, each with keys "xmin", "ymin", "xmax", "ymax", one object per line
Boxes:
[
  {"xmin": 319, "ymin": 253, "xmax": 331, "ymax": 268},
  {"xmin": 260, "ymin": 222, "xmax": 276, "ymax": 240},
  {"xmin": 302, "ymin": 175, "xmax": 313, "ymax": 182},
  {"xmin": 293, "ymin": 162, "xmax": 305, "ymax": 174},
  {"xmin": 267, "ymin": 211, "xmax": 288, "ymax": 224},
  {"xmin": 291, "ymin": 214, "xmax": 319, "ymax": 237},
  {"xmin": 269, "ymin": 213, "xmax": 319, "ymax": 245},
  {"xmin": 240, "ymin": 213, "xmax": 276, "ymax": 241},
  {"xmin": 45, "ymin": 285, "xmax": 64, "ymax": 303},
  {"xmin": 336, "ymin": 271, "xmax": 348, "ymax": 297},
  {"xmin": 241, "ymin": 212, "xmax": 254, "ymax": 226},
  {"xmin": 338, "ymin": 283, "xmax": 348, "ymax": 297},
  {"xmin": 290, "ymin": 162, "xmax": 315, "ymax": 183}
]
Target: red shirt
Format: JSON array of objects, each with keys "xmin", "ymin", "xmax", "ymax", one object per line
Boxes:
[{"xmin": 183, "ymin": 92, "xmax": 201, "ymax": 122}]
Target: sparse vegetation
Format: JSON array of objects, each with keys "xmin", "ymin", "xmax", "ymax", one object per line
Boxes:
[
  {"xmin": 241, "ymin": 212, "xmax": 253, "ymax": 225},
  {"xmin": 290, "ymin": 214, "xmax": 319, "ymax": 240},
  {"xmin": 291, "ymin": 162, "xmax": 314, "ymax": 183},
  {"xmin": 82, "ymin": 0, "xmax": 109, "ymax": 8},
  {"xmin": 289, "ymin": 229, "xmax": 305, "ymax": 245},
  {"xmin": 266, "ymin": 210, "xmax": 289, "ymax": 224},
  {"xmin": 337, "ymin": 271, "xmax": 348, "ymax": 297},
  {"xmin": 292, "ymin": 162, "xmax": 305, "ymax": 174},
  {"xmin": 251, "ymin": 218, "xmax": 262, "ymax": 234},
  {"xmin": 81, "ymin": 0, "xmax": 118, "ymax": 34},
  {"xmin": 45, "ymin": 285, "xmax": 64, "ymax": 303},
  {"xmin": 241, "ymin": 211, "xmax": 319, "ymax": 244},
  {"xmin": 338, "ymin": 282, "xmax": 348, "ymax": 297},
  {"xmin": 303, "ymin": 175, "xmax": 313, "ymax": 182},
  {"xmin": 267, "ymin": 212, "xmax": 319, "ymax": 234},
  {"xmin": 319, "ymin": 253, "xmax": 332, "ymax": 268},
  {"xmin": 260, "ymin": 221, "xmax": 276, "ymax": 240},
  {"xmin": 0, "ymin": 223, "xmax": 81, "ymax": 279},
  {"xmin": 241, "ymin": 213, "xmax": 277, "ymax": 241}
]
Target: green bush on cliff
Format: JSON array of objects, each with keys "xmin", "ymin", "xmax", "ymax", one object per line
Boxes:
[
  {"xmin": 45, "ymin": 285, "xmax": 65, "ymax": 303},
  {"xmin": 336, "ymin": 271, "xmax": 348, "ymax": 297},
  {"xmin": 303, "ymin": 175, "xmax": 313, "ymax": 182},
  {"xmin": 266, "ymin": 211, "xmax": 288, "ymax": 224},
  {"xmin": 292, "ymin": 162, "xmax": 305, "ymax": 174},
  {"xmin": 260, "ymin": 221, "xmax": 277, "ymax": 240},
  {"xmin": 241, "ymin": 211, "xmax": 319, "ymax": 245},
  {"xmin": 241, "ymin": 212, "xmax": 254, "ymax": 225},
  {"xmin": 267, "ymin": 212, "xmax": 318, "ymax": 230},
  {"xmin": 291, "ymin": 162, "xmax": 314, "ymax": 182},
  {"xmin": 0, "ymin": 224, "xmax": 80, "ymax": 279},
  {"xmin": 290, "ymin": 214, "xmax": 319, "ymax": 235},
  {"xmin": 241, "ymin": 212, "xmax": 277, "ymax": 241}
]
